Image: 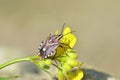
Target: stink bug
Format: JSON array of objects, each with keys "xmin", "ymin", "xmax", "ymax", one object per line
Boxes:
[{"xmin": 38, "ymin": 24, "xmax": 75, "ymax": 59}]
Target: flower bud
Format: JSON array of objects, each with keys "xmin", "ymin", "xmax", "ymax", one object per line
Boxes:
[
  {"xmin": 44, "ymin": 59, "xmax": 52, "ymax": 65},
  {"xmin": 66, "ymin": 59, "xmax": 78, "ymax": 67},
  {"xmin": 67, "ymin": 52, "xmax": 78, "ymax": 59},
  {"xmin": 62, "ymin": 64, "xmax": 72, "ymax": 73}
]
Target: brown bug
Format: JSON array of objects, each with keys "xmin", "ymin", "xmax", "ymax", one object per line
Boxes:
[{"xmin": 38, "ymin": 24, "xmax": 74, "ymax": 58}]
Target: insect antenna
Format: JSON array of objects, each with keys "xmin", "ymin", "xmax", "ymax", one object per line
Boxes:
[
  {"xmin": 63, "ymin": 30, "xmax": 76, "ymax": 37},
  {"xmin": 60, "ymin": 23, "xmax": 66, "ymax": 34},
  {"xmin": 56, "ymin": 24, "xmax": 76, "ymax": 40},
  {"xmin": 61, "ymin": 23, "xmax": 76, "ymax": 36}
]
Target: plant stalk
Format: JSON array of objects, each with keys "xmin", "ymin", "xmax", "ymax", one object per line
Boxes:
[{"xmin": 0, "ymin": 55, "xmax": 39, "ymax": 69}]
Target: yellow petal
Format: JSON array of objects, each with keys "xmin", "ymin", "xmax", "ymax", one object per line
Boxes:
[
  {"xmin": 56, "ymin": 44, "xmax": 65, "ymax": 55},
  {"xmin": 55, "ymin": 26, "xmax": 77, "ymax": 55},
  {"xmin": 68, "ymin": 63, "xmax": 84, "ymax": 80},
  {"xmin": 62, "ymin": 26, "xmax": 77, "ymax": 48},
  {"xmin": 68, "ymin": 68, "xmax": 84, "ymax": 80},
  {"xmin": 63, "ymin": 26, "xmax": 71, "ymax": 35}
]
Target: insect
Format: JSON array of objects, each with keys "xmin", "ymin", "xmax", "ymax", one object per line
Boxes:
[{"xmin": 38, "ymin": 24, "xmax": 76, "ymax": 58}]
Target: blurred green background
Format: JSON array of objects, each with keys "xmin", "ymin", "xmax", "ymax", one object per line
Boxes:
[{"xmin": 0, "ymin": 0, "xmax": 120, "ymax": 77}]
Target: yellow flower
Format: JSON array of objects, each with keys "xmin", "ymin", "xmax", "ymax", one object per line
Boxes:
[
  {"xmin": 55, "ymin": 26, "xmax": 84, "ymax": 80},
  {"xmin": 60, "ymin": 26, "xmax": 77, "ymax": 48},
  {"xmin": 56, "ymin": 26, "xmax": 77, "ymax": 55},
  {"xmin": 68, "ymin": 64, "xmax": 84, "ymax": 80}
]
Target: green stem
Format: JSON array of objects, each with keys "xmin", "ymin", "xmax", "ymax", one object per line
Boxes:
[{"xmin": 0, "ymin": 55, "xmax": 39, "ymax": 69}]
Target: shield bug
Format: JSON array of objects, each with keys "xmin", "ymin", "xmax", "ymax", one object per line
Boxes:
[{"xmin": 38, "ymin": 24, "xmax": 75, "ymax": 59}]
